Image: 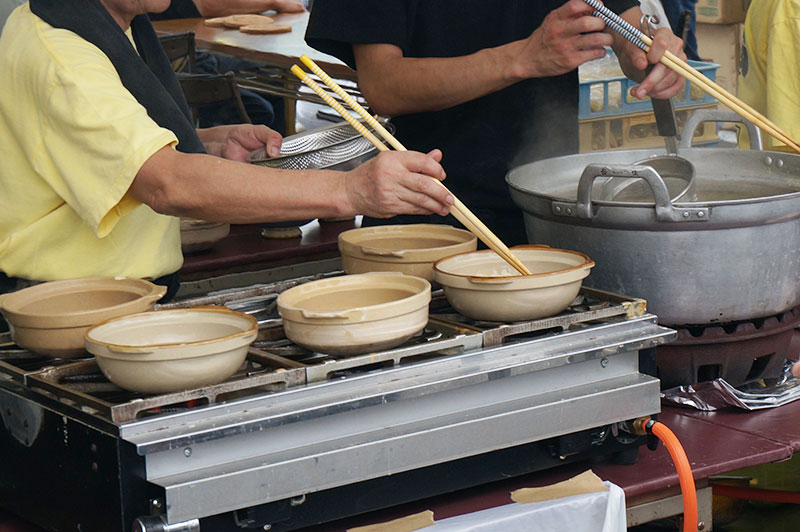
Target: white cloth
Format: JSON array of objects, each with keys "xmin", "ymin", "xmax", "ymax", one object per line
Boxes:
[
  {"xmin": 427, "ymin": 481, "xmax": 626, "ymax": 532},
  {"xmin": 639, "ymin": 0, "xmax": 672, "ymax": 30}
]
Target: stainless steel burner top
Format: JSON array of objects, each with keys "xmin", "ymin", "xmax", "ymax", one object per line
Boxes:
[
  {"xmin": 0, "ymin": 270, "xmax": 673, "ymax": 531},
  {"xmin": 0, "ymin": 276, "xmax": 649, "ymax": 425}
]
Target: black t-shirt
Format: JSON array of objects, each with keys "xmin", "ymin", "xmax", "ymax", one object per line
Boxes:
[{"xmin": 306, "ymin": 0, "xmax": 637, "ymax": 244}]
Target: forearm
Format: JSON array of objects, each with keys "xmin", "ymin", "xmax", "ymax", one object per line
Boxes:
[
  {"xmin": 130, "ymin": 147, "xmax": 351, "ymax": 223},
  {"xmin": 354, "ymin": 1, "xmax": 615, "ymax": 117},
  {"xmin": 353, "ymin": 43, "xmax": 531, "ymax": 117}
]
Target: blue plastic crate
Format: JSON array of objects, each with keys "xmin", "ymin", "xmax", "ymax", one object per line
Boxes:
[{"xmin": 578, "ymin": 58, "xmax": 719, "ymax": 121}]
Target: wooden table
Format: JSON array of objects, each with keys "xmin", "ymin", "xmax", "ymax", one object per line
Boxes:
[
  {"xmin": 152, "ymin": 12, "xmax": 354, "ymax": 80},
  {"xmin": 152, "ymin": 12, "xmax": 357, "ymax": 133},
  {"xmin": 179, "ymin": 219, "xmax": 355, "ymax": 283}
]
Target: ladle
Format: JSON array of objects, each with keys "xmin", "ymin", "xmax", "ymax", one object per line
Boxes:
[{"xmin": 597, "ymin": 48, "xmax": 697, "ymax": 204}]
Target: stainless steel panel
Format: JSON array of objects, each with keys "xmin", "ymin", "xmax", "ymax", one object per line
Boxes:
[
  {"xmin": 154, "ymin": 370, "xmax": 659, "ymax": 523},
  {"xmin": 122, "ymin": 316, "xmax": 672, "ymax": 523}
]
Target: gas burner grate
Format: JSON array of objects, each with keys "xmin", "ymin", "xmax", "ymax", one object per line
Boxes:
[
  {"xmin": 0, "ymin": 281, "xmax": 646, "ymax": 426},
  {"xmin": 430, "ymin": 287, "xmax": 645, "ymax": 347},
  {"xmin": 20, "ymin": 351, "xmax": 306, "ymax": 424},
  {"xmin": 253, "ymin": 317, "xmax": 484, "ymax": 383}
]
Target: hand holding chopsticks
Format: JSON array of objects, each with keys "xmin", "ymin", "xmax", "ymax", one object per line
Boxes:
[
  {"xmin": 292, "ymin": 55, "xmax": 533, "ymax": 276},
  {"xmin": 584, "ymin": 0, "xmax": 800, "ymax": 153}
]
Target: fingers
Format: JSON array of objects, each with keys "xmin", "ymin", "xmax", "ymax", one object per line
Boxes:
[
  {"xmin": 531, "ymin": 1, "xmax": 614, "ymax": 76},
  {"xmin": 387, "ymin": 152, "xmax": 452, "ymax": 213},
  {"xmin": 630, "ymin": 28, "xmax": 686, "ymax": 100},
  {"xmin": 249, "ymin": 125, "xmax": 283, "ymax": 157},
  {"xmin": 426, "ymin": 148, "xmax": 443, "ymax": 163},
  {"xmin": 347, "ymin": 151, "xmax": 453, "ymax": 218},
  {"xmin": 558, "ymin": 0, "xmax": 600, "ymax": 19},
  {"xmin": 793, "ymin": 362, "xmax": 800, "ymax": 379}
]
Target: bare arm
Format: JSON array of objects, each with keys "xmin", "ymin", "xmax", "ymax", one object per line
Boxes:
[
  {"xmin": 353, "ymin": 0, "xmax": 612, "ymax": 117},
  {"xmin": 126, "ymin": 146, "xmax": 453, "ymax": 224},
  {"xmin": 353, "ymin": 0, "xmax": 686, "ymax": 118},
  {"xmin": 192, "ymin": 0, "xmax": 305, "ymax": 17}
]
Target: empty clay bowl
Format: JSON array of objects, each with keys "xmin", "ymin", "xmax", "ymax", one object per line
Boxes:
[
  {"xmin": 0, "ymin": 277, "xmax": 167, "ymax": 358},
  {"xmin": 433, "ymin": 245, "xmax": 595, "ymax": 322},
  {"xmin": 277, "ymin": 272, "xmax": 430, "ymax": 355},
  {"xmin": 85, "ymin": 307, "xmax": 257, "ymax": 394},
  {"xmin": 338, "ymin": 224, "xmax": 477, "ymax": 282},
  {"xmin": 180, "ymin": 218, "xmax": 231, "ymax": 254}
]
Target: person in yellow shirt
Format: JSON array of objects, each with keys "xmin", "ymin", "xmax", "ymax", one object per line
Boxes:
[
  {"xmin": 739, "ymin": 1, "xmax": 800, "ymax": 379},
  {"xmin": 0, "ymin": 0, "xmax": 454, "ymax": 310},
  {"xmin": 739, "ymin": 0, "xmax": 800, "ymax": 149}
]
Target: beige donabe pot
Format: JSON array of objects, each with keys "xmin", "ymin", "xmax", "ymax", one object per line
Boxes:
[
  {"xmin": 85, "ymin": 307, "xmax": 257, "ymax": 394},
  {"xmin": 338, "ymin": 224, "xmax": 477, "ymax": 282},
  {"xmin": 0, "ymin": 277, "xmax": 166, "ymax": 358},
  {"xmin": 277, "ymin": 272, "xmax": 431, "ymax": 356},
  {"xmin": 180, "ymin": 218, "xmax": 231, "ymax": 254},
  {"xmin": 433, "ymin": 245, "xmax": 595, "ymax": 322}
]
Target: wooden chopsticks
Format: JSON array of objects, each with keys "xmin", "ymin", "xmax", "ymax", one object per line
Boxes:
[
  {"xmin": 291, "ymin": 55, "xmax": 533, "ymax": 276},
  {"xmin": 641, "ymin": 36, "xmax": 800, "ymax": 153},
  {"xmin": 587, "ymin": 0, "xmax": 800, "ymax": 153}
]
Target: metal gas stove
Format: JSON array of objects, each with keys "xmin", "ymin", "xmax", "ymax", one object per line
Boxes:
[{"xmin": 0, "ymin": 268, "xmax": 675, "ymax": 532}]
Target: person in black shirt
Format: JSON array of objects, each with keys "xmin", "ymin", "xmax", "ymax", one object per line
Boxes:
[{"xmin": 306, "ymin": 0, "xmax": 687, "ymax": 245}]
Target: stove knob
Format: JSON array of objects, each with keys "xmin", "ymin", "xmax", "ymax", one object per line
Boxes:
[{"xmin": 132, "ymin": 516, "xmax": 200, "ymax": 532}]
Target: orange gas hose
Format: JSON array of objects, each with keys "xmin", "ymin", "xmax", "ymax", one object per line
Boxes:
[{"xmin": 646, "ymin": 419, "xmax": 698, "ymax": 532}]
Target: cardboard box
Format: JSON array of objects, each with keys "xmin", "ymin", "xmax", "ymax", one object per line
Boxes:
[
  {"xmin": 696, "ymin": 22, "xmax": 743, "ymax": 97},
  {"xmin": 696, "ymin": 0, "xmax": 749, "ymax": 24}
]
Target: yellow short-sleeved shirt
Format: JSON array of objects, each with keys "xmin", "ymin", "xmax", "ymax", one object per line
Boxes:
[
  {"xmin": 0, "ymin": 4, "xmax": 183, "ymax": 281},
  {"xmin": 739, "ymin": 0, "xmax": 800, "ymax": 148}
]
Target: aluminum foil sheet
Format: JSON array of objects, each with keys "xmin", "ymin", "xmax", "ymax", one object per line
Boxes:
[{"xmin": 661, "ymin": 359, "xmax": 800, "ymax": 411}]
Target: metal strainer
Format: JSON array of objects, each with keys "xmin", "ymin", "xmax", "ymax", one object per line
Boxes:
[{"xmin": 248, "ymin": 119, "xmax": 393, "ymax": 171}]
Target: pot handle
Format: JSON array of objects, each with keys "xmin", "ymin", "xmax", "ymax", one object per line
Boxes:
[
  {"xmin": 572, "ymin": 164, "xmax": 709, "ymax": 223},
  {"xmin": 466, "ymin": 277, "xmax": 516, "ymax": 285},
  {"xmin": 300, "ymin": 309, "xmax": 364, "ymax": 320},
  {"xmin": 680, "ymin": 108, "xmax": 763, "ymax": 150},
  {"xmin": 358, "ymin": 246, "xmax": 406, "ymax": 258},
  {"xmin": 142, "ymin": 284, "xmax": 168, "ymax": 304}
]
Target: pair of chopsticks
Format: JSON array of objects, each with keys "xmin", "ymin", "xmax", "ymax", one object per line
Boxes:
[
  {"xmin": 291, "ymin": 55, "xmax": 533, "ymax": 276},
  {"xmin": 584, "ymin": 0, "xmax": 800, "ymax": 153}
]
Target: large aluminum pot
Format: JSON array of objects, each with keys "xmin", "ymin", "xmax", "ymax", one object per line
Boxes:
[{"xmin": 507, "ymin": 115, "xmax": 800, "ymax": 326}]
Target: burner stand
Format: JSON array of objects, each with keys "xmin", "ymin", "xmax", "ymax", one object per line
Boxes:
[{"xmin": 657, "ymin": 306, "xmax": 800, "ymax": 388}]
